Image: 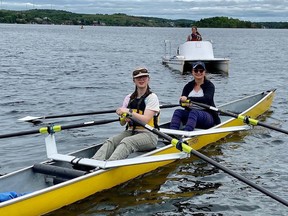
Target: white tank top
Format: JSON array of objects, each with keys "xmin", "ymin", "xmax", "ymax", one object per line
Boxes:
[{"xmin": 188, "ymin": 88, "xmax": 204, "ymax": 97}]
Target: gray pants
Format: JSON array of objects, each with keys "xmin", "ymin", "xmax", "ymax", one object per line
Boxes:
[{"xmin": 92, "ymin": 130, "xmax": 158, "ymax": 161}]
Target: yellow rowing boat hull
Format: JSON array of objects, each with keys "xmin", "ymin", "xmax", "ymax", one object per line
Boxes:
[{"xmin": 0, "ymin": 90, "xmax": 275, "ymax": 215}]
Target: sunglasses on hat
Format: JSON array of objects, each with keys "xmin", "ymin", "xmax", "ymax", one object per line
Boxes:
[{"xmin": 133, "ymin": 68, "xmax": 149, "ymax": 78}]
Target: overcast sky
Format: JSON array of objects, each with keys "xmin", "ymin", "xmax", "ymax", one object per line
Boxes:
[{"xmin": 1, "ymin": 0, "xmax": 287, "ymax": 22}]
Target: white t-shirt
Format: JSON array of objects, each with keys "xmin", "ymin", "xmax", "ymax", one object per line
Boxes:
[{"xmin": 122, "ymin": 93, "xmax": 160, "ymax": 113}]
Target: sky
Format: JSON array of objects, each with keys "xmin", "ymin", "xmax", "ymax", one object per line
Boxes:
[{"xmin": 1, "ymin": 0, "xmax": 287, "ymax": 22}]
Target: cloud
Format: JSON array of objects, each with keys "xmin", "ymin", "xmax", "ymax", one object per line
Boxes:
[{"xmin": 1, "ymin": 0, "xmax": 287, "ymax": 22}]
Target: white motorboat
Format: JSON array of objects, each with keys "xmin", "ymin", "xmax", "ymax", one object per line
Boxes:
[{"xmin": 162, "ymin": 40, "xmax": 230, "ymax": 75}]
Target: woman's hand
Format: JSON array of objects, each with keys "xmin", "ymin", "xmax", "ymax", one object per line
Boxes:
[
  {"xmin": 179, "ymin": 96, "xmax": 188, "ymax": 102},
  {"xmin": 117, "ymin": 107, "xmax": 132, "ymax": 125},
  {"xmin": 116, "ymin": 107, "xmax": 130, "ymax": 116}
]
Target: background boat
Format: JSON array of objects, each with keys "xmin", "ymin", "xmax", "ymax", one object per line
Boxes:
[{"xmin": 162, "ymin": 40, "xmax": 230, "ymax": 75}]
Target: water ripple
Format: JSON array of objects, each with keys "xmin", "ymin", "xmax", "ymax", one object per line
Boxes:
[{"xmin": 1, "ymin": 25, "xmax": 288, "ymax": 215}]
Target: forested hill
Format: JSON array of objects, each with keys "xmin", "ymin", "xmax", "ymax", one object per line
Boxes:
[{"xmin": 0, "ymin": 9, "xmax": 287, "ymax": 29}]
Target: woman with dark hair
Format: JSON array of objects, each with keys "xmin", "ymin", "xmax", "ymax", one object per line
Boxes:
[
  {"xmin": 187, "ymin": 26, "xmax": 202, "ymax": 41},
  {"xmin": 170, "ymin": 61, "xmax": 220, "ymax": 132},
  {"xmin": 92, "ymin": 67, "xmax": 160, "ymax": 161}
]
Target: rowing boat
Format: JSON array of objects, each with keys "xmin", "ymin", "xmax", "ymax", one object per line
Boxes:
[{"xmin": 0, "ymin": 89, "xmax": 275, "ymax": 215}]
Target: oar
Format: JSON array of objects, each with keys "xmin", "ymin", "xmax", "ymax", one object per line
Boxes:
[
  {"xmin": 0, "ymin": 118, "xmax": 119, "ymax": 139},
  {"xmin": 189, "ymin": 101, "xmax": 288, "ymax": 135},
  {"xmin": 18, "ymin": 104, "xmax": 180, "ymax": 123},
  {"xmin": 128, "ymin": 115, "xmax": 288, "ymax": 207}
]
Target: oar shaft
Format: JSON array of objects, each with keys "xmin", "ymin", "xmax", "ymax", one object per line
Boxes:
[
  {"xmin": 129, "ymin": 115, "xmax": 288, "ymax": 207},
  {"xmin": 257, "ymin": 122, "xmax": 288, "ymax": 135},
  {"xmin": 49, "ymin": 104, "xmax": 179, "ymax": 118},
  {"xmin": 0, "ymin": 129, "xmax": 41, "ymax": 139},
  {"xmin": 20, "ymin": 104, "xmax": 180, "ymax": 122},
  {"xmin": 0, "ymin": 118, "xmax": 119, "ymax": 139},
  {"xmin": 60, "ymin": 119, "xmax": 119, "ymax": 130},
  {"xmin": 192, "ymin": 101, "xmax": 238, "ymax": 117},
  {"xmin": 160, "ymin": 104, "xmax": 180, "ymax": 109},
  {"xmin": 191, "ymin": 101, "xmax": 288, "ymax": 135},
  {"xmin": 190, "ymin": 149, "xmax": 288, "ymax": 207},
  {"xmin": 44, "ymin": 110, "xmax": 116, "ymax": 119}
]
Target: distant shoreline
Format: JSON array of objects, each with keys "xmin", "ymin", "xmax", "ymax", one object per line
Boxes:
[{"xmin": 0, "ymin": 9, "xmax": 287, "ymax": 29}]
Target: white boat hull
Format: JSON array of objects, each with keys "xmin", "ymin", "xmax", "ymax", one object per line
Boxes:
[{"xmin": 162, "ymin": 41, "xmax": 229, "ymax": 75}]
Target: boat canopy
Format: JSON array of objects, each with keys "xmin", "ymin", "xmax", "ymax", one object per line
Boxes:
[{"xmin": 179, "ymin": 41, "xmax": 214, "ymax": 60}]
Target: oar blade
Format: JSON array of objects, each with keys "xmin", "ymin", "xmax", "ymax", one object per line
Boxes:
[{"xmin": 18, "ymin": 116, "xmax": 42, "ymax": 122}]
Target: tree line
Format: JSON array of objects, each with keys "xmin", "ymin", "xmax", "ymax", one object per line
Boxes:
[{"xmin": 0, "ymin": 9, "xmax": 287, "ymax": 29}]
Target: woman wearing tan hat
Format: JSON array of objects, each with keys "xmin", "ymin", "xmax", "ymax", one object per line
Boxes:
[
  {"xmin": 92, "ymin": 67, "xmax": 160, "ymax": 161},
  {"xmin": 170, "ymin": 61, "xmax": 220, "ymax": 132}
]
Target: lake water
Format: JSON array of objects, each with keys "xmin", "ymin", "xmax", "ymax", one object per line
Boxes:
[{"xmin": 0, "ymin": 24, "xmax": 287, "ymax": 215}]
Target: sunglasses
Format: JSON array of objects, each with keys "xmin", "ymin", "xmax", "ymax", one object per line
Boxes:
[
  {"xmin": 193, "ymin": 69, "xmax": 205, "ymax": 73},
  {"xmin": 133, "ymin": 68, "xmax": 148, "ymax": 77}
]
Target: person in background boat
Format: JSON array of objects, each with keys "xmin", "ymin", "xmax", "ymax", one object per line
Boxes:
[
  {"xmin": 92, "ymin": 67, "xmax": 160, "ymax": 161},
  {"xmin": 187, "ymin": 26, "xmax": 202, "ymax": 41},
  {"xmin": 170, "ymin": 61, "xmax": 220, "ymax": 131}
]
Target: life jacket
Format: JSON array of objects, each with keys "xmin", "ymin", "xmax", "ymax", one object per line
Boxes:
[
  {"xmin": 127, "ymin": 92, "xmax": 159, "ymax": 132},
  {"xmin": 189, "ymin": 33, "xmax": 201, "ymax": 41}
]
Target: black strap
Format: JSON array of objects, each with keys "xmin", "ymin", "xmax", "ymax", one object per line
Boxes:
[
  {"xmin": 127, "ymin": 92, "xmax": 151, "ymax": 133},
  {"xmin": 154, "ymin": 111, "xmax": 160, "ymax": 130}
]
